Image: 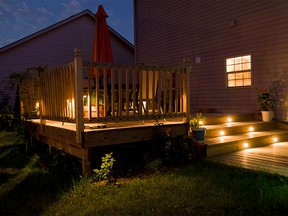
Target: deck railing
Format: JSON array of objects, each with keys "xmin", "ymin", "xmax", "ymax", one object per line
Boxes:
[{"xmin": 20, "ymin": 49, "xmax": 191, "ymax": 144}]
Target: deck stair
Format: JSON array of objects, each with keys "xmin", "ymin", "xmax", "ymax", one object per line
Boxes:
[{"xmin": 203, "ymin": 114, "xmax": 288, "ymax": 157}]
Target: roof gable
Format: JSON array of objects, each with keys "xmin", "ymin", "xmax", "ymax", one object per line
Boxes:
[{"xmin": 0, "ymin": 9, "xmax": 133, "ymax": 54}]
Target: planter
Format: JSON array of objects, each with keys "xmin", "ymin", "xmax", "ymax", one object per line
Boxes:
[
  {"xmin": 84, "ymin": 106, "xmax": 105, "ymax": 117},
  {"xmin": 99, "ymin": 105, "xmax": 105, "ymax": 117},
  {"xmin": 261, "ymin": 110, "xmax": 274, "ymax": 122},
  {"xmin": 192, "ymin": 128, "xmax": 206, "ymax": 143}
]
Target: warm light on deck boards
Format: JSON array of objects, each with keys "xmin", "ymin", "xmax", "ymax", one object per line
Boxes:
[{"xmin": 207, "ymin": 142, "xmax": 288, "ymax": 177}]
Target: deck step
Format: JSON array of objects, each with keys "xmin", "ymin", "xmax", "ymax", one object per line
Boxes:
[
  {"xmin": 204, "ymin": 113, "xmax": 256, "ymax": 125},
  {"xmin": 206, "ymin": 129, "xmax": 288, "ymax": 157},
  {"xmin": 201, "ymin": 114, "xmax": 288, "ymax": 157},
  {"xmin": 205, "ymin": 121, "xmax": 276, "ymax": 138}
]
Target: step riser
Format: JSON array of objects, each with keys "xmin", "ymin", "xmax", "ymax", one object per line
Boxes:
[
  {"xmin": 206, "ymin": 122, "xmax": 276, "ymax": 138},
  {"xmin": 207, "ymin": 132, "xmax": 288, "ymax": 157},
  {"xmin": 205, "ymin": 113, "xmax": 256, "ymax": 125}
]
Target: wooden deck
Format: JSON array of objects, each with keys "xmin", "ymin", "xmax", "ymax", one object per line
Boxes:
[
  {"xmin": 28, "ymin": 117, "xmax": 187, "ymax": 173},
  {"xmin": 19, "ymin": 51, "xmax": 192, "ymax": 173},
  {"xmin": 30, "ymin": 117, "xmax": 187, "ymax": 148},
  {"xmin": 206, "ymin": 142, "xmax": 288, "ymax": 177}
]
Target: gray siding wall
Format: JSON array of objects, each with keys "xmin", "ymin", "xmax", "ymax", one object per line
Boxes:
[
  {"xmin": 0, "ymin": 14, "xmax": 134, "ymax": 108},
  {"xmin": 135, "ymin": 0, "xmax": 288, "ymax": 120}
]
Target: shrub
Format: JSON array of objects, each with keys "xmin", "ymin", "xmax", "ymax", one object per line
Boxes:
[
  {"xmin": 93, "ymin": 152, "xmax": 116, "ymax": 182},
  {"xmin": 146, "ymin": 159, "xmax": 163, "ymax": 172},
  {"xmin": 0, "ymin": 113, "xmax": 15, "ymax": 132},
  {"xmin": 159, "ymin": 128, "xmax": 204, "ymax": 165}
]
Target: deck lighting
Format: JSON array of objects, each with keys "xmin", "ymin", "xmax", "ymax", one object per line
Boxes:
[
  {"xmin": 243, "ymin": 142, "xmax": 249, "ymax": 148},
  {"xmin": 249, "ymin": 126, "xmax": 254, "ymax": 132},
  {"xmin": 199, "ymin": 120, "xmax": 204, "ymax": 126},
  {"xmin": 220, "ymin": 130, "xmax": 225, "ymax": 136},
  {"xmin": 273, "ymin": 137, "xmax": 278, "ymax": 142},
  {"xmin": 227, "ymin": 117, "xmax": 232, "ymax": 123}
]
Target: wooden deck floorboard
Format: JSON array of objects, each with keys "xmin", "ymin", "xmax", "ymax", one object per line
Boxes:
[
  {"xmin": 31, "ymin": 118, "xmax": 185, "ymax": 132},
  {"xmin": 206, "ymin": 142, "xmax": 288, "ymax": 177}
]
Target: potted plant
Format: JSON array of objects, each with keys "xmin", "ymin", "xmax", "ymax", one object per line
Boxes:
[
  {"xmin": 257, "ymin": 88, "xmax": 274, "ymax": 122},
  {"xmin": 84, "ymin": 90, "xmax": 105, "ymax": 117},
  {"xmin": 189, "ymin": 112, "xmax": 206, "ymax": 143},
  {"xmin": 93, "ymin": 90, "xmax": 105, "ymax": 117}
]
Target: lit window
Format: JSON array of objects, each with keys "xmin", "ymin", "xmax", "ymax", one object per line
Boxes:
[{"xmin": 226, "ymin": 55, "xmax": 251, "ymax": 87}]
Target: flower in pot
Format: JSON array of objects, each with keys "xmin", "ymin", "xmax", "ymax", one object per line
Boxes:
[
  {"xmin": 256, "ymin": 88, "xmax": 274, "ymax": 122},
  {"xmin": 87, "ymin": 90, "xmax": 105, "ymax": 117},
  {"xmin": 189, "ymin": 112, "xmax": 206, "ymax": 143}
]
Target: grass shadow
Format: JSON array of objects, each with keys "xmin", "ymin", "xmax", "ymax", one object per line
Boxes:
[
  {"xmin": 0, "ymin": 169, "xmax": 74, "ymax": 215},
  {"xmin": 0, "ymin": 132, "xmax": 81, "ymax": 216}
]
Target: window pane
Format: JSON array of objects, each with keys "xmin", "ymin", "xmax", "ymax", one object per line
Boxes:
[
  {"xmin": 235, "ymin": 79, "xmax": 243, "ymax": 86},
  {"xmin": 243, "ymin": 72, "xmax": 251, "ymax": 78},
  {"xmin": 228, "ymin": 73, "xmax": 235, "ymax": 80},
  {"xmin": 242, "ymin": 62, "xmax": 251, "ymax": 70},
  {"xmin": 226, "ymin": 58, "xmax": 234, "ymax": 65},
  {"xmin": 226, "ymin": 65, "xmax": 233, "ymax": 72},
  {"xmin": 228, "ymin": 80, "xmax": 235, "ymax": 87},
  {"xmin": 235, "ymin": 64, "xmax": 242, "ymax": 71},
  {"xmin": 235, "ymin": 57, "xmax": 242, "ymax": 64},
  {"xmin": 235, "ymin": 73, "xmax": 243, "ymax": 79},
  {"xmin": 243, "ymin": 79, "xmax": 251, "ymax": 86},
  {"xmin": 242, "ymin": 55, "xmax": 251, "ymax": 63}
]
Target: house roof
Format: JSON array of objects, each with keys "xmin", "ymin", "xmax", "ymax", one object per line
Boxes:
[{"xmin": 0, "ymin": 9, "xmax": 134, "ymax": 54}]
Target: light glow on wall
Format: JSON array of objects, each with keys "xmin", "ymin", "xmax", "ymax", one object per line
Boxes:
[
  {"xmin": 220, "ymin": 130, "xmax": 225, "ymax": 136},
  {"xmin": 243, "ymin": 142, "xmax": 249, "ymax": 148},
  {"xmin": 273, "ymin": 137, "xmax": 278, "ymax": 142}
]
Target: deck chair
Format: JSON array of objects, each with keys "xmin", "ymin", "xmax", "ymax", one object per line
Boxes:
[{"xmin": 139, "ymin": 70, "xmax": 160, "ymax": 114}]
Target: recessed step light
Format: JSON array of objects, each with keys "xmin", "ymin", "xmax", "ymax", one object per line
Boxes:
[
  {"xmin": 249, "ymin": 126, "xmax": 254, "ymax": 132},
  {"xmin": 243, "ymin": 142, "xmax": 249, "ymax": 148},
  {"xmin": 219, "ymin": 130, "xmax": 225, "ymax": 136}
]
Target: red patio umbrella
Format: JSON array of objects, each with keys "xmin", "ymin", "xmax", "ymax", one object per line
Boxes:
[{"xmin": 91, "ymin": 5, "xmax": 113, "ymax": 78}]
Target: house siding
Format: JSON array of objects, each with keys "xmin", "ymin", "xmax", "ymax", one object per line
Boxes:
[
  {"xmin": 0, "ymin": 11, "xmax": 134, "ymax": 108},
  {"xmin": 135, "ymin": 0, "xmax": 288, "ymax": 120}
]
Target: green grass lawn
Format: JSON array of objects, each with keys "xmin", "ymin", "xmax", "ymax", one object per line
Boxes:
[{"xmin": 1, "ymin": 131, "xmax": 288, "ymax": 215}]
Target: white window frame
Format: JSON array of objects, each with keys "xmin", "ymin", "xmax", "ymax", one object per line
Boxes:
[{"xmin": 226, "ymin": 55, "xmax": 252, "ymax": 88}]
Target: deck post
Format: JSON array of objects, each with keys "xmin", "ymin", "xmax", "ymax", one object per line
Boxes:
[
  {"xmin": 82, "ymin": 148, "xmax": 91, "ymax": 174},
  {"xmin": 74, "ymin": 48, "xmax": 84, "ymax": 145},
  {"xmin": 183, "ymin": 59, "xmax": 191, "ymax": 123}
]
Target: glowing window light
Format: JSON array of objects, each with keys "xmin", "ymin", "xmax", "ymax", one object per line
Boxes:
[
  {"xmin": 243, "ymin": 142, "xmax": 249, "ymax": 148},
  {"xmin": 220, "ymin": 130, "xmax": 225, "ymax": 136},
  {"xmin": 227, "ymin": 117, "xmax": 232, "ymax": 123},
  {"xmin": 249, "ymin": 127, "xmax": 254, "ymax": 132},
  {"xmin": 273, "ymin": 137, "xmax": 278, "ymax": 142}
]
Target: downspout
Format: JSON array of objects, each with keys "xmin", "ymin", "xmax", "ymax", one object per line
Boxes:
[{"xmin": 183, "ymin": 59, "xmax": 191, "ymax": 124}]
